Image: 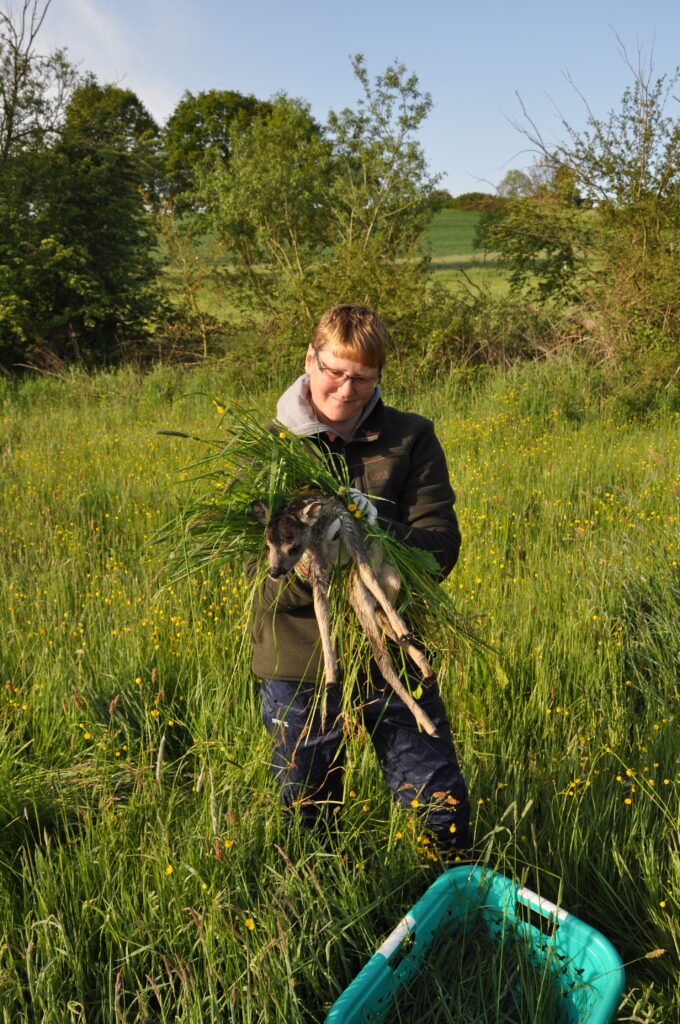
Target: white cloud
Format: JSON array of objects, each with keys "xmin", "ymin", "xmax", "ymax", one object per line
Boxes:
[
  {"xmin": 69, "ymin": 0, "xmax": 128, "ymax": 52},
  {"xmin": 41, "ymin": 0, "xmax": 135, "ymax": 83}
]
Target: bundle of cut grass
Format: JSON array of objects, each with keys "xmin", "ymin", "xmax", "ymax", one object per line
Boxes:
[{"xmin": 153, "ymin": 400, "xmax": 486, "ymax": 694}]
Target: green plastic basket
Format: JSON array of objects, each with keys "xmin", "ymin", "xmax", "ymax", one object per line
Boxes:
[{"xmin": 326, "ymin": 866, "xmax": 624, "ymax": 1024}]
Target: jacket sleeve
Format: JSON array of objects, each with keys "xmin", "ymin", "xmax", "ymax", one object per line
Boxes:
[{"xmin": 381, "ymin": 422, "xmax": 461, "ymax": 580}]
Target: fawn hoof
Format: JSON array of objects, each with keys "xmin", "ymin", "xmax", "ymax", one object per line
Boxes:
[{"xmin": 423, "ymin": 674, "xmax": 437, "ymax": 686}]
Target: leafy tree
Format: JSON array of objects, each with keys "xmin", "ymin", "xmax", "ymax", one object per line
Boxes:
[
  {"xmin": 149, "ymin": 201, "xmax": 223, "ymax": 360},
  {"xmin": 161, "ymin": 89, "xmax": 272, "ymax": 205},
  {"xmin": 496, "ymin": 168, "xmax": 534, "ymax": 198},
  {"xmin": 0, "ymin": 64, "xmax": 165, "ymax": 365},
  {"xmin": 199, "ymin": 95, "xmax": 331, "ymax": 328},
  {"xmin": 199, "ymin": 56, "xmax": 440, "ymax": 366},
  {"xmin": 64, "ymin": 79, "xmax": 159, "ymax": 155},
  {"xmin": 479, "ymin": 51, "xmax": 680, "ymax": 400},
  {"xmin": 0, "ymin": 0, "xmax": 77, "ymax": 159},
  {"xmin": 478, "ymin": 167, "xmax": 593, "ymax": 301},
  {"xmin": 44, "ymin": 84, "xmax": 162, "ymax": 354},
  {"xmin": 326, "ymin": 55, "xmax": 439, "ymax": 258}
]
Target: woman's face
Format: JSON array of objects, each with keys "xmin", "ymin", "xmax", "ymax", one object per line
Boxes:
[{"xmin": 305, "ymin": 345, "xmax": 380, "ymax": 429}]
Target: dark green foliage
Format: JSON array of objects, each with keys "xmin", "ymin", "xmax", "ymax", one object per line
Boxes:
[
  {"xmin": 0, "ymin": 77, "xmax": 166, "ymax": 367},
  {"xmin": 448, "ymin": 191, "xmax": 506, "ymax": 213},
  {"xmin": 477, "ymin": 196, "xmax": 593, "ymax": 302},
  {"xmin": 161, "ymin": 89, "xmax": 273, "ymax": 206}
]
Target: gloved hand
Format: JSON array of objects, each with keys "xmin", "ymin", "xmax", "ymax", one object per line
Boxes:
[{"xmin": 347, "ymin": 487, "xmax": 378, "ymax": 524}]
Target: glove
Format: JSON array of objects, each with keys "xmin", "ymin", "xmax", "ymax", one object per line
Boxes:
[{"xmin": 347, "ymin": 487, "xmax": 378, "ymax": 525}]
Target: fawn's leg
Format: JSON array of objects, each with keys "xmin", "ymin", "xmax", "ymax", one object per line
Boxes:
[
  {"xmin": 350, "ymin": 552, "xmax": 415, "ymax": 644},
  {"xmin": 308, "ymin": 565, "xmax": 340, "ymax": 687},
  {"xmin": 338, "ymin": 522, "xmax": 411, "ymax": 642},
  {"xmin": 370, "ymin": 549, "xmax": 435, "ymax": 681},
  {"xmin": 348, "ymin": 574, "xmax": 438, "ymax": 737},
  {"xmin": 308, "ymin": 564, "xmax": 341, "ymax": 733},
  {"xmin": 374, "ymin": 607, "xmax": 436, "ymax": 684}
]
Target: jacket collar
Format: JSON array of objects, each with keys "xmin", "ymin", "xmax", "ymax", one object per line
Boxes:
[{"xmin": 276, "ymin": 374, "xmax": 383, "ymax": 440}]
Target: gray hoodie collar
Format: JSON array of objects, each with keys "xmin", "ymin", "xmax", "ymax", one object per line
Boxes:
[{"xmin": 276, "ymin": 374, "xmax": 382, "ymax": 439}]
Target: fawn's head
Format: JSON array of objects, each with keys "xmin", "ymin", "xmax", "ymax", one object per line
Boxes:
[{"xmin": 252, "ymin": 496, "xmax": 325, "ymax": 579}]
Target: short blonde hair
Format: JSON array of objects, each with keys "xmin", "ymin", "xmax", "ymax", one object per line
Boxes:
[{"xmin": 311, "ymin": 305, "xmax": 389, "ymax": 369}]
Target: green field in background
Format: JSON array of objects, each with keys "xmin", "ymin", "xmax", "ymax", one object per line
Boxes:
[{"xmin": 424, "ymin": 209, "xmax": 482, "ymax": 256}]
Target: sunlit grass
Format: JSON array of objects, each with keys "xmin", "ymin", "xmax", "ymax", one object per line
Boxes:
[{"xmin": 0, "ymin": 362, "xmax": 677, "ymax": 1021}]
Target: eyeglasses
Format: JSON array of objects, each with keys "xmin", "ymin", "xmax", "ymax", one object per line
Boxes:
[{"xmin": 313, "ymin": 350, "xmax": 380, "ymax": 391}]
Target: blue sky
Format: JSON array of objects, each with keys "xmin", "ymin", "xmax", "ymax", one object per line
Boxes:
[{"xmin": 41, "ymin": 0, "xmax": 680, "ymax": 195}]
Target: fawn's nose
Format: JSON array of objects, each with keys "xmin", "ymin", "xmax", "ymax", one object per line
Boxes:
[{"xmin": 268, "ymin": 567, "xmax": 288, "ymax": 579}]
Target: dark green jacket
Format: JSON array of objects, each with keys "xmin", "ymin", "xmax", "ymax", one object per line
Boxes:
[{"xmin": 250, "ymin": 399, "xmax": 461, "ymax": 682}]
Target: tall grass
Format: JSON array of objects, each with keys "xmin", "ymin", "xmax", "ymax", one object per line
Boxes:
[{"xmin": 0, "ymin": 362, "xmax": 677, "ymax": 1022}]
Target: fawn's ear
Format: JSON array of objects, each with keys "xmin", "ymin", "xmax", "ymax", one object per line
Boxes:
[
  {"xmin": 298, "ymin": 500, "xmax": 324, "ymax": 524},
  {"xmin": 251, "ymin": 500, "xmax": 269, "ymax": 525}
]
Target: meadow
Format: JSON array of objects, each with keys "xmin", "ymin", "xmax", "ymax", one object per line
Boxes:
[
  {"xmin": 422, "ymin": 209, "xmax": 508, "ymax": 294},
  {"xmin": 0, "ymin": 358, "xmax": 677, "ymax": 1023}
]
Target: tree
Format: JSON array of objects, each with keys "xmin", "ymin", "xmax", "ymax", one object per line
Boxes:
[
  {"xmin": 479, "ymin": 49, "xmax": 680, "ymax": 400},
  {"xmin": 199, "ymin": 94, "xmax": 331, "ymax": 329},
  {"xmin": 149, "ymin": 201, "xmax": 223, "ymax": 360},
  {"xmin": 64, "ymin": 79, "xmax": 159, "ymax": 150},
  {"xmin": 199, "ymin": 56, "xmax": 440, "ymax": 365},
  {"xmin": 449, "ymin": 192, "xmax": 505, "ymax": 212},
  {"xmin": 326, "ymin": 55, "xmax": 439, "ymax": 258},
  {"xmin": 161, "ymin": 89, "xmax": 272, "ymax": 205},
  {"xmin": 63, "ymin": 79, "xmax": 161, "ymax": 192},
  {"xmin": 1, "ymin": 0, "xmax": 79, "ymax": 363},
  {"xmin": 48, "ymin": 83, "xmax": 162, "ymax": 351},
  {"xmin": 0, "ymin": 67, "xmax": 165, "ymax": 365},
  {"xmin": 0, "ymin": 0, "xmax": 77, "ymax": 160},
  {"xmin": 496, "ymin": 168, "xmax": 534, "ymax": 198},
  {"xmin": 479, "ymin": 162, "xmax": 593, "ymax": 301}
]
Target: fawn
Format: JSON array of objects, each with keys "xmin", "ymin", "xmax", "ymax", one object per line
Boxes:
[{"xmin": 251, "ymin": 494, "xmax": 439, "ymax": 736}]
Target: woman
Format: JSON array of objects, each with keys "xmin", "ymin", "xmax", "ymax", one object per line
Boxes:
[{"xmin": 251, "ymin": 305, "xmax": 471, "ymax": 857}]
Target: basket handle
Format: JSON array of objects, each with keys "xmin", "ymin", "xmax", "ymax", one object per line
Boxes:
[
  {"xmin": 517, "ymin": 886, "xmax": 569, "ymax": 921},
  {"xmin": 376, "ymin": 914, "xmax": 417, "ymax": 963},
  {"xmin": 515, "ymin": 885, "xmax": 568, "ymax": 936}
]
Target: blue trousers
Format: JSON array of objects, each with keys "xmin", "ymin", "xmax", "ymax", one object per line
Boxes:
[{"xmin": 260, "ymin": 673, "xmax": 471, "ymax": 852}]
